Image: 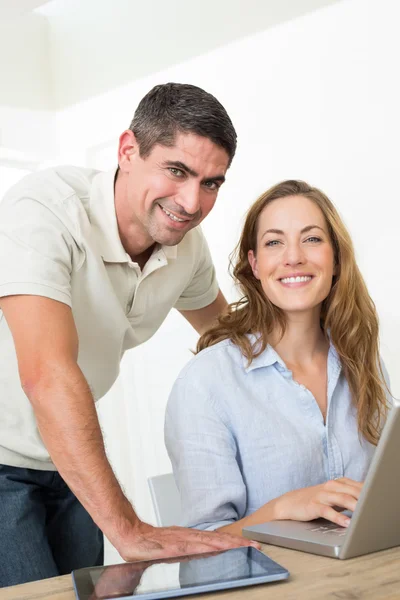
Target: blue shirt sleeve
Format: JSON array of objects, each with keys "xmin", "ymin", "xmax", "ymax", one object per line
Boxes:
[{"xmin": 164, "ymin": 367, "xmax": 247, "ymax": 531}]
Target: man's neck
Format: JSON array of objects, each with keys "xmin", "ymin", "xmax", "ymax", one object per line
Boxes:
[
  {"xmin": 131, "ymin": 245, "xmax": 156, "ymax": 270},
  {"xmin": 114, "ymin": 169, "xmax": 155, "ymax": 264}
]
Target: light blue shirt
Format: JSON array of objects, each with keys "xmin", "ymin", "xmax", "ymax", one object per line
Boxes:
[{"xmin": 165, "ymin": 338, "xmax": 384, "ymax": 531}]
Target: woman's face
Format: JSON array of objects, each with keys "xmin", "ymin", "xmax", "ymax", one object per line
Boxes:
[{"xmin": 248, "ymin": 195, "xmax": 336, "ymax": 317}]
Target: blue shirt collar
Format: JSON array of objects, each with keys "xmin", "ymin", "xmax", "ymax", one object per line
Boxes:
[
  {"xmin": 242, "ymin": 336, "xmax": 287, "ymax": 373},
  {"xmin": 242, "ymin": 334, "xmax": 342, "ymax": 374}
]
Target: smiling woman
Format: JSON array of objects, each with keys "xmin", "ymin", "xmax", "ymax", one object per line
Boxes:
[
  {"xmin": 247, "ymin": 195, "xmax": 336, "ymax": 317},
  {"xmin": 165, "ymin": 179, "xmax": 391, "ymax": 538}
]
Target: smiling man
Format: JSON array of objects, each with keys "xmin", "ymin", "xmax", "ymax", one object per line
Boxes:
[{"xmin": 0, "ymin": 83, "xmax": 256, "ymax": 588}]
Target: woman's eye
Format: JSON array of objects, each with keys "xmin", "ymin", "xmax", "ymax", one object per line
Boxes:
[
  {"xmin": 305, "ymin": 236, "xmax": 321, "ymax": 243},
  {"xmin": 266, "ymin": 240, "xmax": 281, "ymax": 247}
]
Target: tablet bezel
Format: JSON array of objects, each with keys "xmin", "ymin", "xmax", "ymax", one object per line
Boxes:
[{"xmin": 72, "ymin": 547, "xmax": 289, "ymax": 600}]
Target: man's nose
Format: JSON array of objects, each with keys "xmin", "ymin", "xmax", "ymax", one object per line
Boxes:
[{"xmin": 176, "ymin": 182, "xmax": 201, "ymax": 217}]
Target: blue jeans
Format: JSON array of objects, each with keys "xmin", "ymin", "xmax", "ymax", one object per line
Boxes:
[{"xmin": 0, "ymin": 464, "xmax": 104, "ymax": 588}]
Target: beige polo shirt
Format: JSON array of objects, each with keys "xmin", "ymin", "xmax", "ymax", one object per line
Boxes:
[{"xmin": 0, "ymin": 166, "xmax": 218, "ymax": 470}]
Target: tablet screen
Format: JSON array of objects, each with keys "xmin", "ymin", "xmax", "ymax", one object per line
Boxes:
[{"xmin": 72, "ymin": 547, "xmax": 289, "ymax": 600}]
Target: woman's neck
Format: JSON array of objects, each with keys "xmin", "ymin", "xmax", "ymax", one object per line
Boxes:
[{"xmin": 269, "ymin": 309, "xmax": 329, "ymax": 368}]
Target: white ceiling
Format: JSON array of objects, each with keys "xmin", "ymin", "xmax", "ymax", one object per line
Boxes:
[
  {"xmin": 0, "ymin": 0, "xmax": 344, "ymax": 110},
  {"xmin": 0, "ymin": 0, "xmax": 49, "ymax": 19}
]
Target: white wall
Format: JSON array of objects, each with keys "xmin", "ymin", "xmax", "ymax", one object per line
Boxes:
[
  {"xmin": 51, "ymin": 0, "xmax": 400, "ymax": 561},
  {"xmin": 0, "ymin": 12, "xmax": 56, "ymax": 170},
  {"xmin": 0, "ymin": 12, "xmax": 55, "ymax": 163},
  {"xmin": 0, "ymin": 105, "xmax": 56, "ymax": 162},
  {"xmin": 0, "ymin": 13, "xmax": 52, "ymax": 110}
]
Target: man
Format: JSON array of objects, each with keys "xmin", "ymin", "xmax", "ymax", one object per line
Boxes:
[{"xmin": 0, "ymin": 83, "xmax": 256, "ymax": 588}]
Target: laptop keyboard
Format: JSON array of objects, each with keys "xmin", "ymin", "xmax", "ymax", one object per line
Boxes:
[{"xmin": 306, "ymin": 522, "xmax": 347, "ymax": 537}]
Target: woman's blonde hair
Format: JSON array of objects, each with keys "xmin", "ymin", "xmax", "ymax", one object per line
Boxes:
[{"xmin": 197, "ymin": 180, "xmax": 388, "ymax": 445}]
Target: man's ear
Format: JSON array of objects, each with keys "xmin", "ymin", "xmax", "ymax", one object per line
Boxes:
[
  {"xmin": 118, "ymin": 130, "xmax": 140, "ymax": 172},
  {"xmin": 248, "ymin": 250, "xmax": 259, "ymax": 279}
]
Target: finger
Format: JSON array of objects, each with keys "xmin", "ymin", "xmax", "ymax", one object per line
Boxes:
[
  {"xmin": 195, "ymin": 531, "xmax": 260, "ymax": 550},
  {"xmin": 322, "ymin": 492, "xmax": 358, "ymax": 514},
  {"xmin": 132, "ymin": 541, "xmax": 218, "ymax": 561},
  {"xmin": 336, "ymin": 484, "xmax": 362, "ymax": 500},
  {"xmin": 173, "ymin": 542, "xmax": 228, "ymax": 556},
  {"xmin": 142, "ymin": 529, "xmax": 239, "ymax": 555},
  {"xmin": 326, "ymin": 480, "xmax": 362, "ymax": 500},
  {"xmin": 319, "ymin": 505, "xmax": 351, "ymax": 527},
  {"xmin": 245, "ymin": 540, "xmax": 262, "ymax": 549},
  {"xmin": 334, "ymin": 477, "xmax": 363, "ymax": 490}
]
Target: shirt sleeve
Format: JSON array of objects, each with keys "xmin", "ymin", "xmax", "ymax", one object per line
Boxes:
[
  {"xmin": 174, "ymin": 229, "xmax": 219, "ymax": 311},
  {"xmin": 165, "ymin": 363, "xmax": 247, "ymax": 531},
  {"xmin": 0, "ymin": 194, "xmax": 76, "ymax": 306}
]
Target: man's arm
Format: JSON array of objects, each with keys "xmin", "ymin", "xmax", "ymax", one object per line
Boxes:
[
  {"xmin": 179, "ymin": 289, "xmax": 227, "ymax": 335},
  {"xmin": 0, "ymin": 295, "xmax": 140, "ymax": 552},
  {"xmin": 0, "ymin": 294, "xmax": 256, "ymax": 559}
]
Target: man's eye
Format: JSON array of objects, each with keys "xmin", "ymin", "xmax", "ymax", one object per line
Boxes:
[
  {"xmin": 169, "ymin": 168, "xmax": 184, "ymax": 177},
  {"xmin": 203, "ymin": 181, "xmax": 219, "ymax": 191}
]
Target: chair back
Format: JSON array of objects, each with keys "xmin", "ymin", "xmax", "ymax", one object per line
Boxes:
[{"xmin": 148, "ymin": 473, "xmax": 181, "ymax": 527}]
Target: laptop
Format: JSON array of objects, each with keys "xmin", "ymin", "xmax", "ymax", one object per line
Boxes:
[{"xmin": 243, "ymin": 398, "xmax": 400, "ymax": 559}]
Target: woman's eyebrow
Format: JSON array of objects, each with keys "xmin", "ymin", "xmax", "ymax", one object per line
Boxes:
[
  {"xmin": 260, "ymin": 225, "xmax": 325, "ymax": 240},
  {"xmin": 301, "ymin": 225, "xmax": 325, "ymax": 234}
]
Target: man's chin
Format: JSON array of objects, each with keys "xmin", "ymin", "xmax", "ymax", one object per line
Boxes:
[
  {"xmin": 154, "ymin": 230, "xmax": 188, "ymax": 247},
  {"xmin": 153, "ymin": 222, "xmax": 197, "ymax": 246}
]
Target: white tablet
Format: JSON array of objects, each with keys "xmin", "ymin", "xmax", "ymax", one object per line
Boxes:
[{"xmin": 72, "ymin": 547, "xmax": 289, "ymax": 600}]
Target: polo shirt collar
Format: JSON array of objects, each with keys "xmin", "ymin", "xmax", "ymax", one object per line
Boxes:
[
  {"xmin": 89, "ymin": 168, "xmax": 177, "ymax": 263},
  {"xmin": 161, "ymin": 244, "xmax": 178, "ymax": 260}
]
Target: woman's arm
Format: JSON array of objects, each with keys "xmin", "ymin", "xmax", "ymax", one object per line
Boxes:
[
  {"xmin": 165, "ymin": 370, "xmax": 247, "ymax": 531},
  {"xmin": 218, "ymin": 477, "xmax": 363, "ymax": 535}
]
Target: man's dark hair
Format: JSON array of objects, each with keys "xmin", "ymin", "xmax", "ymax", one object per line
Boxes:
[{"xmin": 129, "ymin": 83, "xmax": 237, "ymax": 166}]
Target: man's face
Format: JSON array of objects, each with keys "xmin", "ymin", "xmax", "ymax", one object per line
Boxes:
[{"xmin": 117, "ymin": 131, "xmax": 230, "ymax": 247}]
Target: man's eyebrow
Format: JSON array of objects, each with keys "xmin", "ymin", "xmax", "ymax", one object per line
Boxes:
[
  {"xmin": 164, "ymin": 160, "xmax": 226, "ymax": 184},
  {"xmin": 203, "ymin": 174, "xmax": 226, "ymax": 185},
  {"xmin": 164, "ymin": 160, "xmax": 198, "ymax": 177},
  {"xmin": 260, "ymin": 225, "xmax": 325, "ymax": 239}
]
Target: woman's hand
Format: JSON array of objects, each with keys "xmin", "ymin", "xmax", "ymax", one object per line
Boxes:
[{"xmin": 274, "ymin": 477, "xmax": 363, "ymax": 527}]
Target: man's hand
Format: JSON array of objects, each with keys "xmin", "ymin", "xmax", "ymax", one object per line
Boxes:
[
  {"xmin": 275, "ymin": 477, "xmax": 363, "ymax": 527},
  {"xmin": 116, "ymin": 521, "xmax": 260, "ymax": 562}
]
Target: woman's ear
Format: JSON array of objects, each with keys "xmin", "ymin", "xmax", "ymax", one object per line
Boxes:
[{"xmin": 248, "ymin": 250, "xmax": 259, "ymax": 279}]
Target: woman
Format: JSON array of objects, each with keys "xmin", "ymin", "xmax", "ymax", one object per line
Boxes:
[{"xmin": 165, "ymin": 180, "xmax": 390, "ymax": 535}]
